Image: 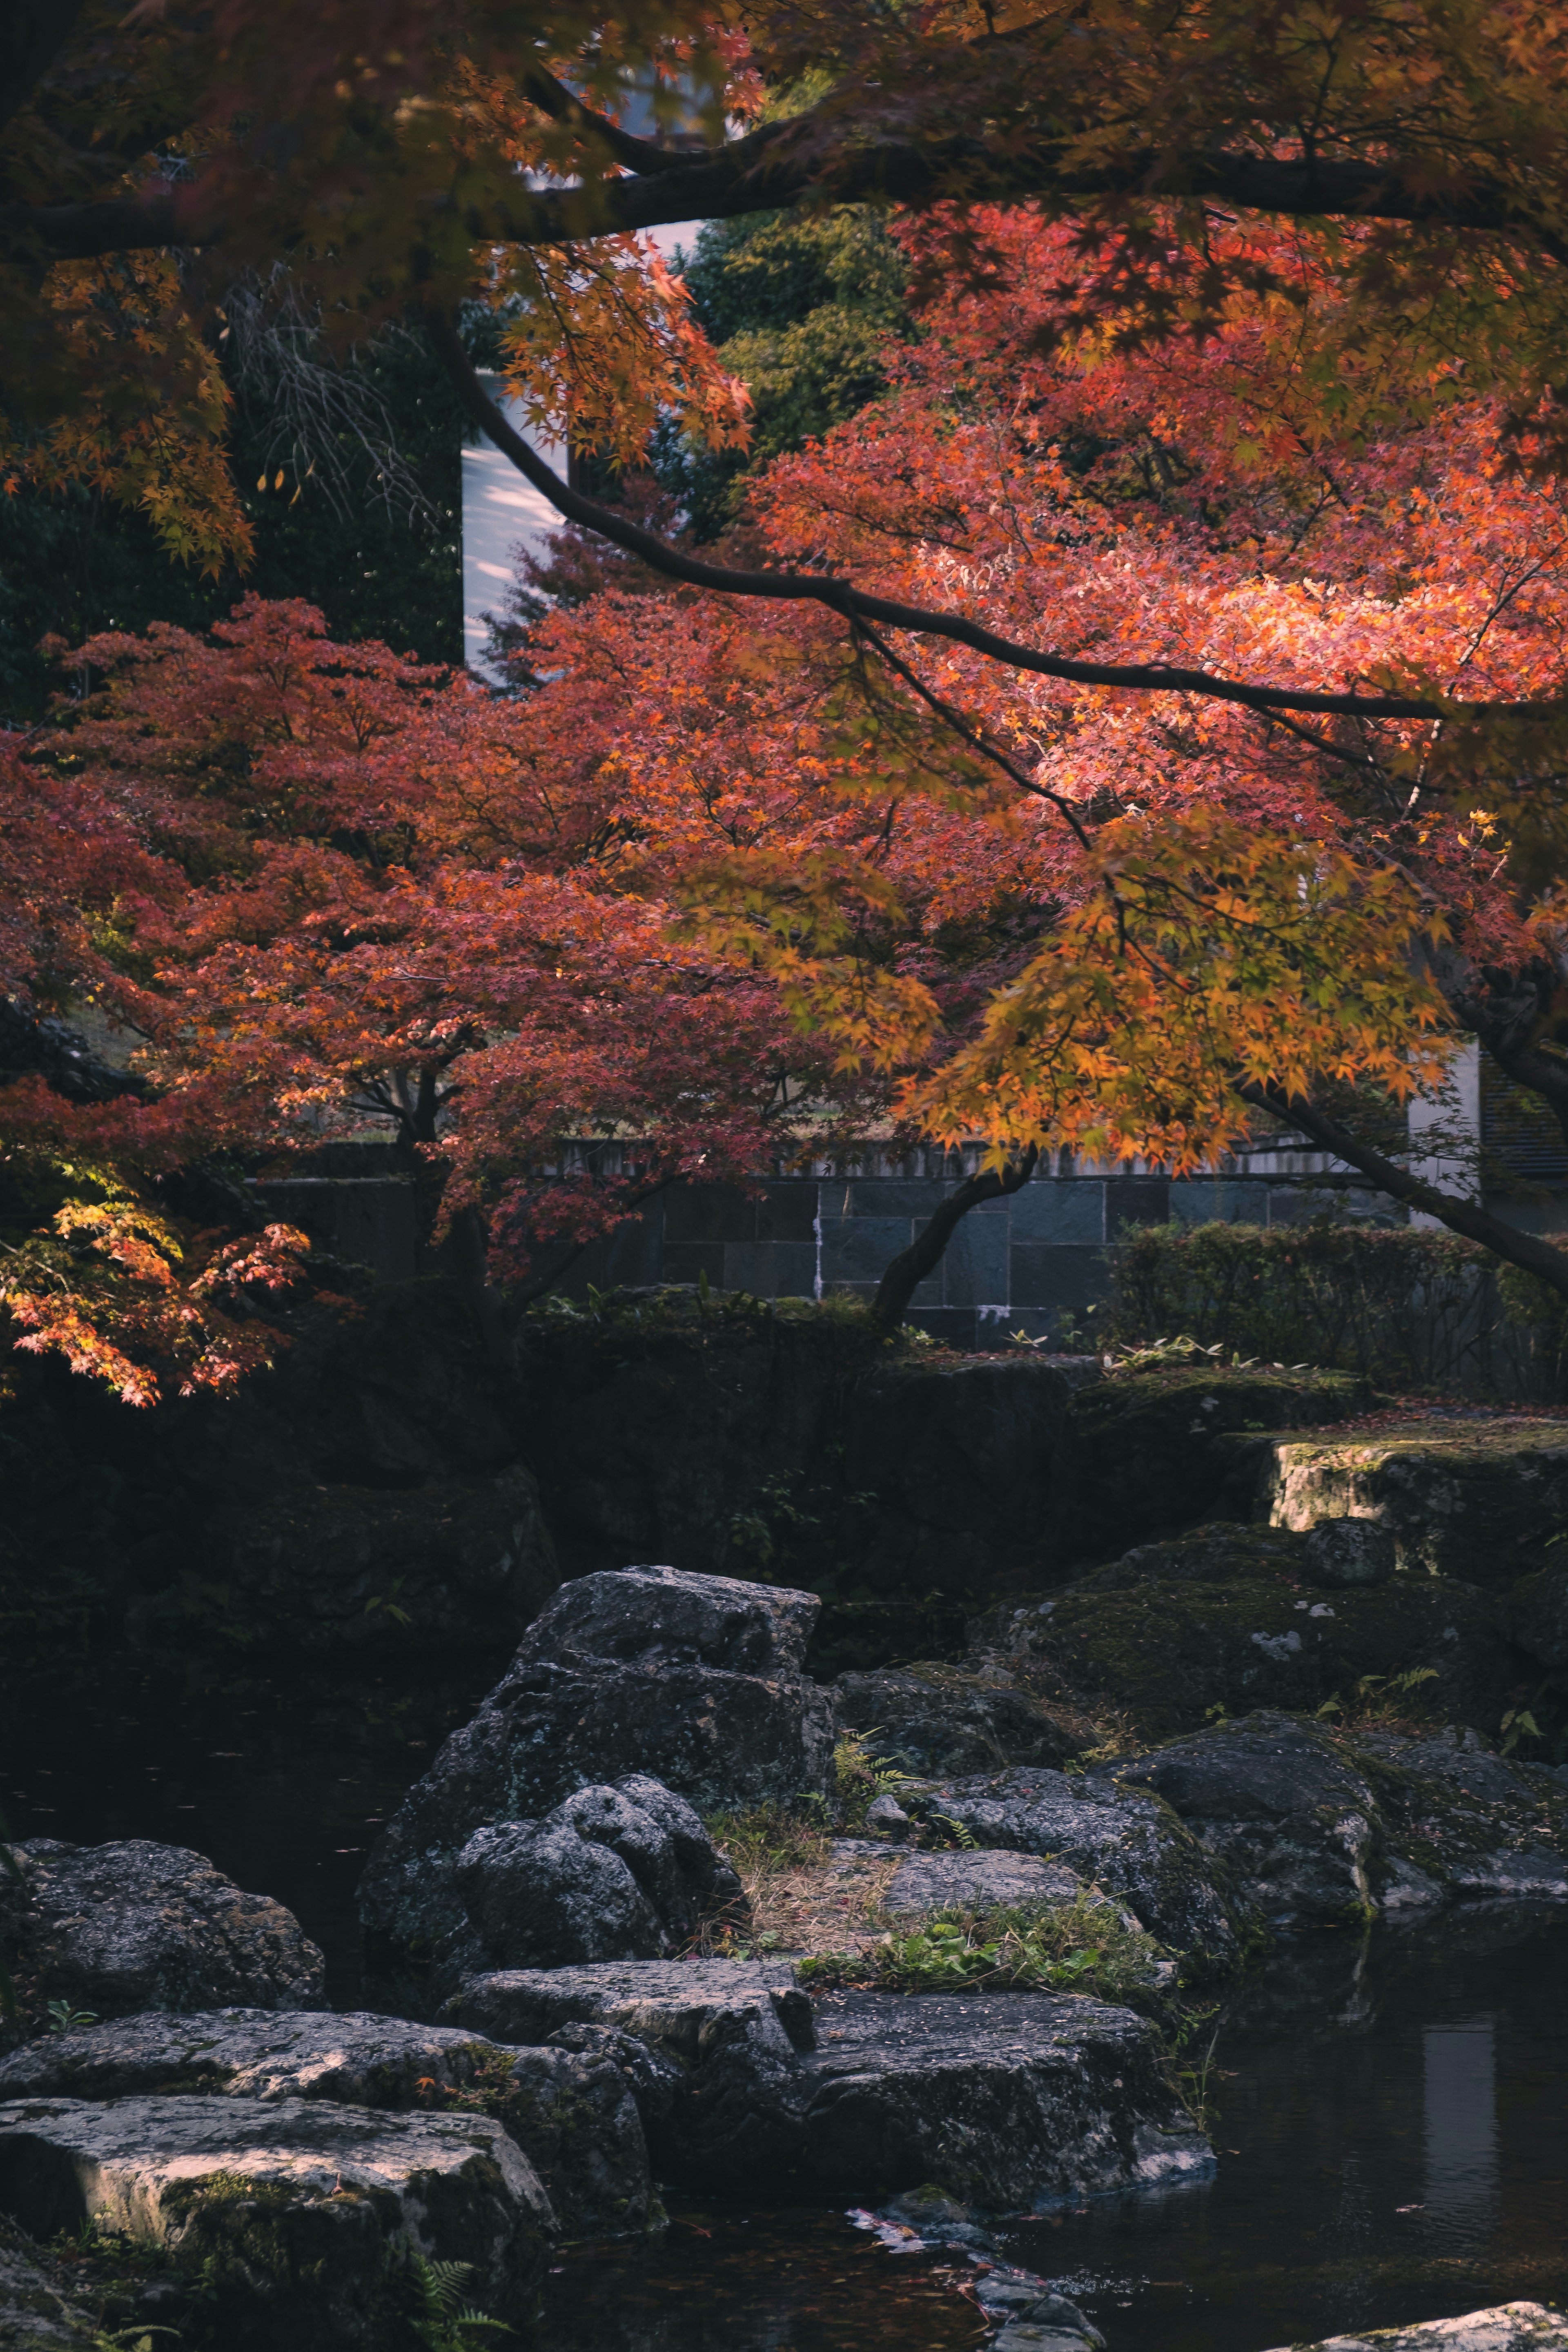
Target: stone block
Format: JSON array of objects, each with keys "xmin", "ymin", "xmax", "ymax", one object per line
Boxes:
[
  {"xmin": 1169, "ymin": 1179, "xmax": 1269, "ymax": 1226},
  {"xmin": 820, "ymin": 1216, "xmax": 912, "ymax": 1284},
  {"xmin": 0, "ymin": 2094, "xmax": 552, "ymax": 2350},
  {"xmin": 1007, "ymin": 1180, "xmax": 1107, "ymax": 1246},
  {"xmin": 663, "ymin": 1184, "xmax": 757, "ymax": 1244},
  {"xmin": 756, "ymin": 1182, "xmax": 819, "ymax": 1243},
  {"xmin": 1008, "ymin": 1244, "xmax": 1107, "ymax": 1314},
  {"xmin": 937, "ymin": 1211, "xmax": 1010, "ymax": 1306},
  {"xmin": 722, "ymin": 1240, "xmax": 817, "ymax": 1298},
  {"xmin": 659, "ymin": 1241, "xmax": 727, "ymax": 1288},
  {"xmin": 840, "ymin": 1179, "xmax": 953, "ymax": 1218},
  {"xmin": 1105, "ymin": 1176, "xmax": 1171, "ymax": 1232}
]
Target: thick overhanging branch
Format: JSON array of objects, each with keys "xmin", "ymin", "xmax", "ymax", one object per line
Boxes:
[
  {"xmin": 10, "ymin": 129, "xmax": 1568, "ymax": 269},
  {"xmin": 1233, "ymin": 1077, "xmax": 1568, "ymax": 1301},
  {"xmin": 430, "ymin": 317, "xmax": 1568, "ymax": 722}
]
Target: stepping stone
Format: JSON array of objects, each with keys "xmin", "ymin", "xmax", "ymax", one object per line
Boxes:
[
  {"xmin": 450, "ymin": 1961, "xmax": 1211, "ymax": 2207},
  {"xmin": 1256, "ymin": 2301, "xmax": 1568, "ymax": 2351},
  {"xmin": 0, "ymin": 2009, "xmax": 655, "ymax": 2244},
  {"xmin": 0, "ymin": 2093, "xmax": 553, "ymax": 2352}
]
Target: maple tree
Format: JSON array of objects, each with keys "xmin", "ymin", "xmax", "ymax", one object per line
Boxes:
[
  {"xmin": 0, "ymin": 591, "xmax": 920, "ymax": 1390},
  {"xmin": 470, "ymin": 205, "xmax": 1568, "ymax": 1321},
  {"xmin": 9, "ymin": 0, "xmax": 1568, "ymax": 717}
]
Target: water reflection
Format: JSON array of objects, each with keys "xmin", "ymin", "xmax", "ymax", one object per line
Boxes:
[
  {"xmin": 537, "ymin": 1914, "xmax": 1568, "ymax": 2352},
  {"xmin": 1423, "ymin": 2021, "xmax": 1498, "ymax": 2241}
]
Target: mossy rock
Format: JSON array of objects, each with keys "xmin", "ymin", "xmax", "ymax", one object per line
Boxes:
[
  {"xmin": 1063, "ymin": 1367, "xmax": 1371, "ymax": 1559},
  {"xmin": 1267, "ymin": 1418, "xmax": 1568, "ymax": 1588},
  {"xmin": 1003, "ymin": 1555, "xmax": 1517, "ymax": 1741}
]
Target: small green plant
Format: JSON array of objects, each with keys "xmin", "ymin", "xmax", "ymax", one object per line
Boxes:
[
  {"xmin": 1165, "ymin": 2001, "xmax": 1229, "ymax": 2130},
  {"xmin": 705, "ymin": 1802, "xmax": 829, "ymax": 1879},
  {"xmin": 364, "ymin": 1577, "xmax": 412, "ymax": 1628},
  {"xmin": 405, "ymin": 2254, "xmax": 513, "ymax": 2350},
  {"xmin": 832, "ymin": 1729, "xmax": 914, "ymax": 1829},
  {"xmin": 922, "ymin": 1811, "xmax": 979, "ymax": 1850},
  {"xmin": 797, "ymin": 1894, "xmax": 1167, "ymax": 2010},
  {"xmin": 47, "ymin": 1997, "xmax": 100, "ymax": 2034},
  {"xmin": 1316, "ymin": 1664, "xmax": 1439, "ymax": 1728}
]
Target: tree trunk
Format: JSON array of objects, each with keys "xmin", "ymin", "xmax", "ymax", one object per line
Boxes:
[
  {"xmin": 869, "ymin": 1145, "xmax": 1040, "ymax": 1335},
  {"xmin": 1233, "ymin": 1080, "xmax": 1568, "ymax": 1303}
]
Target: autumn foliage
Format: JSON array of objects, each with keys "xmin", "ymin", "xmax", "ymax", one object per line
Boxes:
[{"xmin": 10, "ymin": 204, "xmax": 1568, "ymax": 1394}]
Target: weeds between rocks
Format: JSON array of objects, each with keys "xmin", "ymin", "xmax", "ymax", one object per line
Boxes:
[{"xmin": 794, "ymin": 1893, "xmax": 1168, "ymax": 2013}]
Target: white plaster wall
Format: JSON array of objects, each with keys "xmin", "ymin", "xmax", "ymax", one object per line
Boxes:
[{"xmin": 460, "ymin": 221, "xmax": 697, "ymax": 680}]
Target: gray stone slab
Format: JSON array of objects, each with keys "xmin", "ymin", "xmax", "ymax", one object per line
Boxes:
[
  {"xmin": 1169, "ymin": 1179, "xmax": 1269, "ymax": 1226},
  {"xmin": 723, "ymin": 1240, "xmax": 817, "ymax": 1299},
  {"xmin": 663, "ymin": 1183, "xmax": 758, "ymax": 1244},
  {"xmin": 1007, "ymin": 1181, "xmax": 1107, "ymax": 1246},
  {"xmin": 842, "ymin": 1179, "xmax": 954, "ymax": 1217},
  {"xmin": 820, "ymin": 1216, "xmax": 913, "ymax": 1283},
  {"xmin": 0, "ymin": 2094, "xmax": 553, "ymax": 2349},
  {"xmin": 937, "ymin": 1211, "xmax": 1009, "ymax": 1306},
  {"xmin": 0, "ymin": 2008, "xmax": 655, "ymax": 2246},
  {"xmin": 757, "ymin": 1182, "xmax": 819, "ymax": 1243},
  {"xmin": 1105, "ymin": 1177, "xmax": 1171, "ymax": 1232},
  {"xmin": 660, "ymin": 1241, "xmax": 727, "ymax": 1287},
  {"xmin": 449, "ymin": 1958, "xmax": 813, "ymax": 2058},
  {"xmin": 1008, "ymin": 1244, "xmax": 1108, "ymax": 1314},
  {"xmin": 881, "ymin": 1849, "xmax": 1088, "ymax": 1915}
]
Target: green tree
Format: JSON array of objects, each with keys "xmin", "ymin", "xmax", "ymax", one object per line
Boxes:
[
  {"xmin": 659, "ymin": 205, "xmax": 912, "ymax": 539},
  {"xmin": 0, "ymin": 325, "xmax": 464, "ymax": 720}
]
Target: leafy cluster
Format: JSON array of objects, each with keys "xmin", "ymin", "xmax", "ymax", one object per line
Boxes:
[{"xmin": 795, "ymin": 1893, "xmax": 1168, "ymax": 2010}]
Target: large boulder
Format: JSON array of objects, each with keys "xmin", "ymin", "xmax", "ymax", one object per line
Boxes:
[
  {"xmin": 973, "ymin": 1523, "xmax": 1520, "ymax": 1742},
  {"xmin": 1265, "ymin": 1419, "xmax": 1568, "ymax": 1586},
  {"xmin": 358, "ymin": 1568, "xmax": 833, "ymax": 1950},
  {"xmin": 0, "ymin": 2009, "xmax": 656, "ymax": 2245},
  {"xmin": 1116, "ymin": 1712, "xmax": 1568, "ymax": 1926},
  {"xmin": 903, "ymin": 1766, "xmax": 1250, "ymax": 1968},
  {"xmin": 447, "ymin": 1960, "xmax": 1210, "ymax": 2207},
  {"xmin": 0, "ymin": 2093, "xmax": 553, "ymax": 2352},
  {"xmin": 1257, "ymin": 2304, "xmax": 1568, "ymax": 2352},
  {"xmin": 0, "ymin": 1842, "xmax": 325, "ymax": 2022},
  {"xmin": 449, "ymin": 1774, "xmax": 743, "ymax": 1976}
]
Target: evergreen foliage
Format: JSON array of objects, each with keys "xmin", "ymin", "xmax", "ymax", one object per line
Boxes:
[
  {"xmin": 656, "ymin": 205, "xmax": 912, "ymax": 540},
  {"xmin": 0, "ymin": 332, "xmax": 464, "ymax": 721}
]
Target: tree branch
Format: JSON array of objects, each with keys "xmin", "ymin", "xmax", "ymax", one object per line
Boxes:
[
  {"xmin": 1233, "ymin": 1078, "xmax": 1568, "ymax": 1301},
  {"xmin": 430, "ymin": 315, "xmax": 1568, "ymax": 722},
  {"xmin": 11, "ymin": 129, "xmax": 1568, "ymax": 269},
  {"xmin": 871, "ymin": 1144, "xmax": 1039, "ymax": 1332}
]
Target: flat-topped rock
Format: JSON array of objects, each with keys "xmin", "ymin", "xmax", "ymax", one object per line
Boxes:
[
  {"xmin": 829, "ymin": 1842, "xmax": 1087, "ymax": 1916},
  {"xmin": 1256, "ymin": 2303, "xmax": 1568, "ymax": 2351},
  {"xmin": 0, "ymin": 2009, "xmax": 655, "ymax": 2244},
  {"xmin": 517, "ymin": 1564, "xmax": 820, "ymax": 1677},
  {"xmin": 450, "ymin": 1956, "xmax": 814, "ymax": 2058},
  {"xmin": 907, "ymin": 1767, "xmax": 1247, "ymax": 1965},
  {"xmin": 0, "ymin": 2092, "xmax": 553, "ymax": 2351},
  {"xmin": 448, "ymin": 1959, "xmax": 1211, "ymax": 2207},
  {"xmin": 791, "ymin": 1987, "xmax": 1210, "ymax": 2206},
  {"xmin": 0, "ymin": 1841, "xmax": 325, "ymax": 2021},
  {"xmin": 1265, "ymin": 1420, "xmax": 1568, "ymax": 1586}
]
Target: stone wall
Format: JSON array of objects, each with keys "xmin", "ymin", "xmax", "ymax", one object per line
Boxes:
[{"xmin": 554, "ymin": 1166, "xmax": 1398, "ymax": 1349}]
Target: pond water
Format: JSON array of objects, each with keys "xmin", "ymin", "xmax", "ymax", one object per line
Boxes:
[{"xmin": 6, "ymin": 1656, "xmax": 1568, "ymax": 2352}]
